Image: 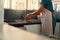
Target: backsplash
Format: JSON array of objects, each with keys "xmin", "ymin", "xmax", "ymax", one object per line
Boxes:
[{"xmin": 4, "ymin": 9, "xmax": 37, "ymax": 22}]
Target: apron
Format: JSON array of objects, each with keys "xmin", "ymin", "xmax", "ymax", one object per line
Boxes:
[{"xmin": 41, "ymin": 8, "xmax": 53, "ymax": 35}]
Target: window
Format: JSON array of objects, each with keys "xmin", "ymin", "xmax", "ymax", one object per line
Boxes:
[
  {"xmin": 4, "ymin": 0, "xmax": 39, "ymax": 10},
  {"xmin": 4, "ymin": 0, "xmax": 11, "ymax": 9},
  {"xmin": 11, "ymin": 0, "xmax": 26, "ymax": 10},
  {"xmin": 27, "ymin": 0, "xmax": 39, "ymax": 10}
]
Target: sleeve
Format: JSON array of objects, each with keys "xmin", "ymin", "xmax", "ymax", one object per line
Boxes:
[
  {"xmin": 41, "ymin": 0, "xmax": 47, "ymax": 7},
  {"xmin": 41, "ymin": 0, "xmax": 52, "ymax": 8}
]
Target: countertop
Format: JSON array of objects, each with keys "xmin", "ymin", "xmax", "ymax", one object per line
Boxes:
[{"xmin": 3, "ymin": 23, "xmax": 55, "ymax": 40}]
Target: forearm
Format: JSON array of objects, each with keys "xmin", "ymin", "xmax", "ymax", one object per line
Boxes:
[{"xmin": 32, "ymin": 5, "xmax": 44, "ymax": 16}]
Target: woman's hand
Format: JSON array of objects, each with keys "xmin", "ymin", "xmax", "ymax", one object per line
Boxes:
[{"xmin": 24, "ymin": 13, "xmax": 33, "ymax": 20}]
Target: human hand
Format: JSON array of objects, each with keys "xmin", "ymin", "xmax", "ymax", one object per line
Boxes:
[{"xmin": 24, "ymin": 13, "xmax": 33, "ymax": 20}]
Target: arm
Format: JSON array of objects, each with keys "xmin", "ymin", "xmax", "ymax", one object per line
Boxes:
[
  {"xmin": 32, "ymin": 5, "xmax": 44, "ymax": 16},
  {"xmin": 25, "ymin": 4, "xmax": 44, "ymax": 19}
]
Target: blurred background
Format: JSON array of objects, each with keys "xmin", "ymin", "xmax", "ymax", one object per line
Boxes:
[{"xmin": 0, "ymin": 0, "xmax": 60, "ymax": 40}]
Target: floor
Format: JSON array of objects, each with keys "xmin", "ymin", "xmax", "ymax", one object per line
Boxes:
[{"xmin": 2, "ymin": 23, "xmax": 56, "ymax": 40}]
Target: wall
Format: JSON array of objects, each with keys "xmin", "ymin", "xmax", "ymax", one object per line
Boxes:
[
  {"xmin": 0, "ymin": 0, "xmax": 4, "ymax": 39},
  {"xmin": 0, "ymin": 0, "xmax": 4, "ymax": 32}
]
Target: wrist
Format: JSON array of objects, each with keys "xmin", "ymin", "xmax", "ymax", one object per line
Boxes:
[
  {"xmin": 31, "ymin": 13, "xmax": 34, "ymax": 15},
  {"xmin": 31, "ymin": 12, "xmax": 37, "ymax": 16}
]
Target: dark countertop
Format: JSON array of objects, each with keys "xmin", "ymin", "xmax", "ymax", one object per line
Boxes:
[{"xmin": 8, "ymin": 19, "xmax": 41, "ymax": 27}]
